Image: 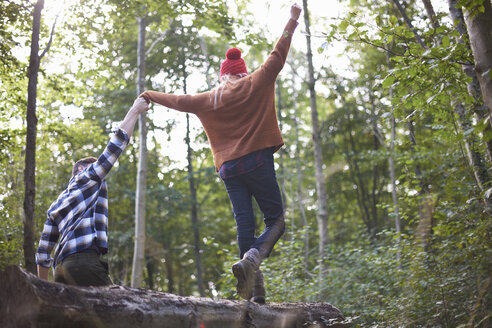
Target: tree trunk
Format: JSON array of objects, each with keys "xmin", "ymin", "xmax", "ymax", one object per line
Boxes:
[
  {"xmin": 132, "ymin": 15, "xmax": 147, "ymax": 288},
  {"xmin": 344, "ymin": 114, "xmax": 374, "ymax": 236},
  {"xmin": 292, "ymin": 72, "xmax": 309, "ymax": 276},
  {"xmin": 276, "ymin": 80, "xmax": 288, "ymax": 212},
  {"xmin": 23, "ymin": 0, "xmax": 44, "ymax": 275},
  {"xmin": 448, "ymin": 0, "xmax": 492, "ymax": 162},
  {"xmin": 302, "ymin": 0, "xmax": 328, "ymax": 263},
  {"xmin": 422, "ymin": 0, "xmax": 439, "ymax": 29},
  {"xmin": 463, "ymin": 0, "xmax": 492, "ymax": 127},
  {"xmin": 182, "ymin": 51, "xmax": 205, "ymax": 296},
  {"xmin": 386, "ymin": 53, "xmax": 401, "ymax": 260},
  {"xmin": 186, "ymin": 113, "xmax": 205, "ymax": 297},
  {"xmin": 0, "ymin": 266, "xmax": 347, "ymax": 328},
  {"xmin": 164, "ymin": 245, "xmax": 175, "ymax": 294}
]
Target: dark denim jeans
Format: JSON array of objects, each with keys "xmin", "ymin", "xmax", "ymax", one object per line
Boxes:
[{"xmin": 222, "ymin": 153, "xmax": 284, "ymax": 259}]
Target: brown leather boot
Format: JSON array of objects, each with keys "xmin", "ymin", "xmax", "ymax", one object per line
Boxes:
[
  {"xmin": 250, "ymin": 269, "xmax": 266, "ymax": 304},
  {"xmin": 232, "ymin": 248, "xmax": 260, "ymax": 300}
]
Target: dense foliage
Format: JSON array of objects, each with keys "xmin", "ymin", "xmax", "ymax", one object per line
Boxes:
[{"xmin": 1, "ymin": 0, "xmax": 491, "ymax": 326}]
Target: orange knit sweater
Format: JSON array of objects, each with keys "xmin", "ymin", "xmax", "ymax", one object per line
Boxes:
[{"xmin": 140, "ymin": 19, "xmax": 299, "ymax": 170}]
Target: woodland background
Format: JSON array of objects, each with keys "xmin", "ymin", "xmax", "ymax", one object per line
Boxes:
[{"xmin": 1, "ymin": 0, "xmax": 491, "ymax": 327}]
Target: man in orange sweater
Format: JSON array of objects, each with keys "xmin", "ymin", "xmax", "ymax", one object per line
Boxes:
[{"xmin": 140, "ymin": 3, "xmax": 302, "ymax": 303}]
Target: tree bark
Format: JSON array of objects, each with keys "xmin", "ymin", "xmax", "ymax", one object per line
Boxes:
[
  {"xmin": 181, "ymin": 42, "xmax": 205, "ymax": 296},
  {"xmin": 302, "ymin": 0, "xmax": 328, "ymax": 263},
  {"xmin": 463, "ymin": 0, "xmax": 492, "ymax": 128},
  {"xmin": 0, "ymin": 266, "xmax": 346, "ymax": 328},
  {"xmin": 386, "ymin": 53, "xmax": 401, "ymax": 260},
  {"xmin": 448, "ymin": 0, "xmax": 492, "ymax": 163},
  {"xmin": 23, "ymin": 0, "xmax": 44, "ymax": 275},
  {"xmin": 422, "ymin": 0, "xmax": 439, "ymax": 29},
  {"xmin": 292, "ymin": 71, "xmax": 309, "ymax": 277},
  {"xmin": 132, "ymin": 15, "xmax": 147, "ymax": 288},
  {"xmin": 186, "ymin": 112, "xmax": 205, "ymax": 297},
  {"xmin": 276, "ymin": 80, "xmax": 288, "ymax": 212}
]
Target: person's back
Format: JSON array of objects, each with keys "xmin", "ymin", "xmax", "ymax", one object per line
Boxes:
[{"xmin": 140, "ymin": 3, "xmax": 302, "ymax": 303}]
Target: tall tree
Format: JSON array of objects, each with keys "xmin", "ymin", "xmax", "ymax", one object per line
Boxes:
[
  {"xmin": 180, "ymin": 22, "xmax": 205, "ymax": 297},
  {"xmin": 462, "ymin": 0, "xmax": 492, "ymax": 125},
  {"xmin": 302, "ymin": 0, "xmax": 328, "ymax": 263},
  {"xmin": 288, "ymin": 67, "xmax": 309, "ymax": 275},
  {"xmin": 131, "ymin": 14, "xmax": 147, "ymax": 288},
  {"xmin": 448, "ymin": 0, "xmax": 492, "ymax": 162},
  {"xmin": 23, "ymin": 0, "xmax": 55, "ymax": 274}
]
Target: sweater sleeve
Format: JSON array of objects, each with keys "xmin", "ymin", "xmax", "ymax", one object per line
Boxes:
[
  {"xmin": 139, "ymin": 90, "xmax": 213, "ymax": 114},
  {"xmin": 257, "ymin": 18, "xmax": 299, "ymax": 82}
]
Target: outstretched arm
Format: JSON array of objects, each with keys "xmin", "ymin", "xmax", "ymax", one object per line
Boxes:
[{"xmin": 139, "ymin": 90, "xmax": 212, "ymax": 114}]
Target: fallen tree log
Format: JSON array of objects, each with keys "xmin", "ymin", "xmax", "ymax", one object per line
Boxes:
[{"xmin": 0, "ymin": 266, "xmax": 347, "ymax": 328}]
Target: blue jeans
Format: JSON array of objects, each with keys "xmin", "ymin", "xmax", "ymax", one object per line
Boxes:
[{"xmin": 222, "ymin": 153, "xmax": 284, "ymax": 259}]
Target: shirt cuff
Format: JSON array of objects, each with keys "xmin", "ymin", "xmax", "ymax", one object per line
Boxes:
[
  {"xmin": 283, "ymin": 19, "xmax": 299, "ymax": 38},
  {"xmin": 113, "ymin": 128, "xmax": 130, "ymax": 143}
]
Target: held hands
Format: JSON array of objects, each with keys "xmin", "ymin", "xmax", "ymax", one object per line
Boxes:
[
  {"xmin": 290, "ymin": 3, "xmax": 302, "ymax": 21},
  {"xmin": 131, "ymin": 97, "xmax": 149, "ymax": 115}
]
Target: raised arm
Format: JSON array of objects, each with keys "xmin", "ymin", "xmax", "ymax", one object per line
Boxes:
[
  {"xmin": 80, "ymin": 97, "xmax": 149, "ymax": 183},
  {"xmin": 119, "ymin": 97, "xmax": 149, "ymax": 138},
  {"xmin": 256, "ymin": 3, "xmax": 302, "ymax": 81}
]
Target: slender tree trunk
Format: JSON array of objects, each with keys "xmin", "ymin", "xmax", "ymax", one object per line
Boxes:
[
  {"xmin": 186, "ymin": 113, "xmax": 205, "ymax": 297},
  {"xmin": 164, "ymin": 246, "xmax": 175, "ymax": 294},
  {"xmin": 386, "ymin": 53, "xmax": 401, "ymax": 260},
  {"xmin": 345, "ymin": 114, "xmax": 374, "ymax": 235},
  {"xmin": 302, "ymin": 0, "xmax": 328, "ymax": 264},
  {"xmin": 276, "ymin": 80, "xmax": 287, "ymax": 211},
  {"xmin": 131, "ymin": 15, "xmax": 147, "ymax": 288},
  {"xmin": 391, "ymin": 0, "xmax": 427, "ymax": 48},
  {"xmin": 422, "ymin": 0, "xmax": 439, "ymax": 29},
  {"xmin": 406, "ymin": 119, "xmax": 435, "ymax": 250},
  {"xmin": 181, "ymin": 52, "xmax": 205, "ymax": 296},
  {"xmin": 23, "ymin": 0, "xmax": 44, "ymax": 274},
  {"xmin": 292, "ymin": 72, "xmax": 309, "ymax": 276},
  {"xmin": 462, "ymin": 0, "xmax": 492, "ymax": 126},
  {"xmin": 145, "ymin": 255, "xmax": 154, "ymax": 290},
  {"xmin": 368, "ymin": 92, "xmax": 383, "ymax": 232}
]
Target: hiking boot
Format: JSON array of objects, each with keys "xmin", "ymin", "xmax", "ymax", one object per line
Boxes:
[
  {"xmin": 232, "ymin": 248, "xmax": 260, "ymax": 300},
  {"xmin": 250, "ymin": 269, "xmax": 266, "ymax": 304}
]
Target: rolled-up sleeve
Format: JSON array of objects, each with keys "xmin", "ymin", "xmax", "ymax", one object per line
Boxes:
[
  {"xmin": 83, "ymin": 128, "xmax": 129, "ymax": 182},
  {"xmin": 35, "ymin": 218, "xmax": 59, "ymax": 268}
]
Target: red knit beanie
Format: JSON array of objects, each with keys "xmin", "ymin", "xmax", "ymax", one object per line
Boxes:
[{"xmin": 220, "ymin": 48, "xmax": 248, "ymax": 77}]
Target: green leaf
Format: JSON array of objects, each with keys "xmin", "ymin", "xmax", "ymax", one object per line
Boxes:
[
  {"xmin": 389, "ymin": 15, "xmax": 398, "ymax": 26},
  {"xmin": 382, "ymin": 75, "xmax": 396, "ymax": 88},
  {"xmin": 442, "ymin": 35, "xmax": 450, "ymax": 47}
]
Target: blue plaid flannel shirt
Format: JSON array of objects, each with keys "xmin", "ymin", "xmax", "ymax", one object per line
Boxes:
[{"xmin": 35, "ymin": 128, "xmax": 129, "ymax": 268}]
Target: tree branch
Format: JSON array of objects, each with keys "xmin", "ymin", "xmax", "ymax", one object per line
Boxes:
[{"xmin": 39, "ymin": 13, "xmax": 58, "ymax": 60}]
